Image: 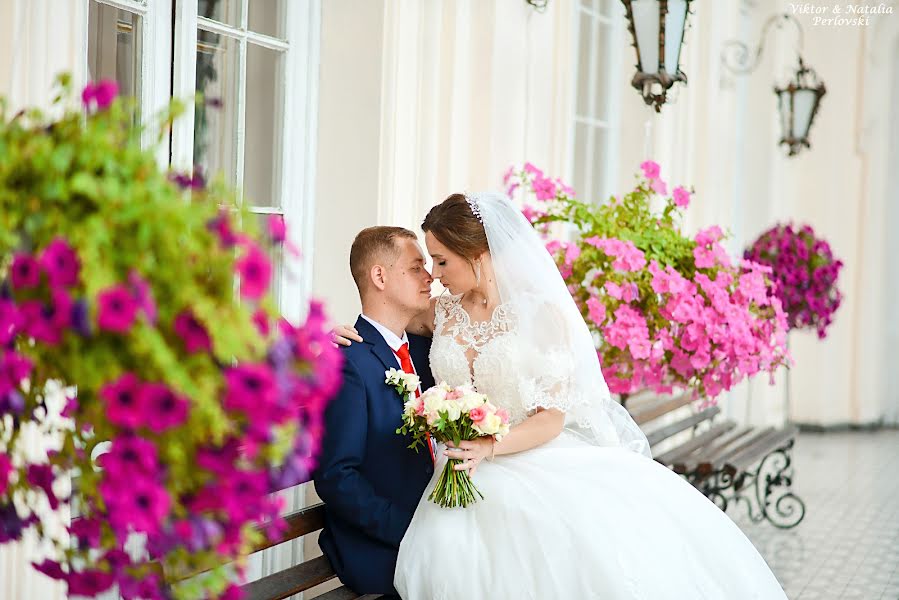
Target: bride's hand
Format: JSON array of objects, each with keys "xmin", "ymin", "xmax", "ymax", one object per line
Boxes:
[
  {"xmin": 330, "ymin": 324, "xmax": 363, "ymax": 347},
  {"xmin": 445, "ymin": 437, "xmax": 495, "ymax": 476}
]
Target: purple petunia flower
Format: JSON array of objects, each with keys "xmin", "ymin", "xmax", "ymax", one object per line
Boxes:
[
  {"xmin": 98, "ymin": 434, "xmax": 160, "ymax": 480},
  {"xmin": 207, "ymin": 210, "xmax": 239, "ymax": 248},
  {"xmin": 66, "ymin": 568, "xmax": 116, "ymax": 597},
  {"xmin": 10, "ymin": 254, "xmax": 40, "ymax": 290},
  {"xmin": 96, "ymin": 285, "xmax": 139, "ymax": 333},
  {"xmin": 39, "ymin": 238, "xmax": 80, "ymax": 288},
  {"xmin": 70, "ymin": 298, "xmax": 92, "ymax": 337},
  {"xmin": 0, "ymin": 453, "xmax": 12, "ymax": 496},
  {"xmin": 137, "ymin": 383, "xmax": 189, "ymax": 432},
  {"xmin": 19, "ymin": 301, "xmax": 62, "ymax": 345}
]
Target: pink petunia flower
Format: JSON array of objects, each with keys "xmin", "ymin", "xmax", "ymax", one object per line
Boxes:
[
  {"xmin": 82, "ymin": 80, "xmax": 119, "ymax": 110},
  {"xmin": 97, "ymin": 285, "xmax": 139, "ymax": 333},
  {"xmin": 0, "ymin": 453, "xmax": 12, "ymax": 496},
  {"xmin": 235, "ymin": 243, "xmax": 272, "ymax": 300},
  {"xmin": 128, "ymin": 271, "xmax": 157, "ymax": 325},
  {"xmin": 10, "ymin": 254, "xmax": 40, "ymax": 289},
  {"xmin": 97, "ymin": 434, "xmax": 160, "ymax": 480},
  {"xmin": 101, "ymin": 474, "xmax": 170, "ymax": 537},
  {"xmin": 138, "ymin": 383, "xmax": 189, "ymax": 433},
  {"xmin": 224, "ymin": 363, "xmax": 277, "ymax": 413},
  {"xmin": 267, "ymin": 214, "xmax": 287, "ymax": 243},
  {"xmin": 39, "ymin": 238, "xmax": 80, "ymax": 288},
  {"xmin": 100, "ymin": 373, "xmax": 144, "ymax": 429},
  {"xmin": 673, "ymin": 186, "xmax": 691, "ymax": 208},
  {"xmin": 640, "ymin": 160, "xmax": 661, "ymax": 180},
  {"xmin": 173, "ymin": 310, "xmax": 212, "ymax": 354}
]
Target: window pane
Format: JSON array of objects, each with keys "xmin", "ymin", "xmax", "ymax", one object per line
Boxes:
[
  {"xmin": 575, "ymin": 15, "xmax": 592, "ymax": 117},
  {"xmin": 194, "ymin": 30, "xmax": 240, "ymax": 185},
  {"xmin": 249, "ymin": 1, "xmax": 286, "ymax": 39},
  {"xmin": 87, "ymin": 2, "xmax": 142, "ymax": 103},
  {"xmin": 591, "ymin": 127, "xmax": 609, "ymax": 203},
  {"xmin": 244, "ymin": 43, "xmax": 284, "ymax": 208},
  {"xmin": 198, "ymin": 0, "xmax": 241, "ymax": 29},
  {"xmin": 593, "ymin": 21, "xmax": 612, "ymax": 121},
  {"xmin": 572, "ymin": 122, "xmax": 590, "ymax": 200}
]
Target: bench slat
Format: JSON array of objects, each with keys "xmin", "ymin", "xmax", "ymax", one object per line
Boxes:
[
  {"xmin": 645, "ymin": 406, "xmax": 720, "ymax": 447},
  {"xmin": 710, "ymin": 427, "xmax": 775, "ymax": 469},
  {"xmin": 655, "ymin": 421, "xmax": 737, "ymax": 470},
  {"xmin": 242, "ymin": 555, "xmax": 337, "ymax": 600},
  {"xmin": 689, "ymin": 425, "xmax": 754, "ymax": 464},
  {"xmin": 727, "ymin": 426, "xmax": 798, "ymax": 472},
  {"xmin": 629, "ymin": 394, "xmax": 693, "ymax": 426}
]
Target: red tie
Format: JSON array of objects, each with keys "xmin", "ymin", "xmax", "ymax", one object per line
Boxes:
[{"xmin": 393, "ymin": 343, "xmax": 435, "ymax": 466}]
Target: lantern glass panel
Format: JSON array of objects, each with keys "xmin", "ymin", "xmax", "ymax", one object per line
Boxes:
[
  {"xmin": 664, "ymin": 0, "xmax": 688, "ymax": 73},
  {"xmin": 793, "ymin": 88, "xmax": 817, "ymax": 138},
  {"xmin": 632, "ymin": 0, "xmax": 660, "ymax": 74}
]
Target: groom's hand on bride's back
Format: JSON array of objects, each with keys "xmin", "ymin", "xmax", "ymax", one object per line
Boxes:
[{"xmin": 330, "ymin": 324, "xmax": 363, "ymax": 347}]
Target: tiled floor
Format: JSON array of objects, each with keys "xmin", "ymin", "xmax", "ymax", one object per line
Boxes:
[{"xmin": 729, "ymin": 430, "xmax": 899, "ymax": 600}]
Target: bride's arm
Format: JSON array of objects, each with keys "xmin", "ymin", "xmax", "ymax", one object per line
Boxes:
[
  {"xmin": 406, "ymin": 297, "xmax": 437, "ymax": 337},
  {"xmin": 445, "ymin": 408, "xmax": 564, "ymax": 474}
]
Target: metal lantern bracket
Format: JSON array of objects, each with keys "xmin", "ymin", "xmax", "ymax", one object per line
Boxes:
[{"xmin": 721, "ymin": 13, "xmax": 826, "ymax": 157}]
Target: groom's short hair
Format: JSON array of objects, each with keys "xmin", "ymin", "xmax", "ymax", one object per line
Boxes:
[{"xmin": 350, "ymin": 226, "xmax": 418, "ymax": 294}]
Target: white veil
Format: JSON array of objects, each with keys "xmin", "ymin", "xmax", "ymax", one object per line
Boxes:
[{"xmin": 471, "ymin": 192, "xmax": 651, "ymax": 458}]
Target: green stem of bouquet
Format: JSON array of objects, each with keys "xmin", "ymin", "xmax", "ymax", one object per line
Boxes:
[{"xmin": 429, "ymin": 458, "xmax": 485, "ymax": 508}]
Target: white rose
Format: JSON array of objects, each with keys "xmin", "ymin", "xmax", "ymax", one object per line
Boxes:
[
  {"xmin": 403, "ymin": 373, "xmax": 420, "ymax": 393},
  {"xmin": 474, "ymin": 413, "xmax": 502, "ymax": 436},
  {"xmin": 444, "ymin": 401, "xmax": 462, "ymax": 422}
]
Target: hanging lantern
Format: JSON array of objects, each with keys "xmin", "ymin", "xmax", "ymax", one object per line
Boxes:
[
  {"xmin": 621, "ymin": 0, "xmax": 695, "ymax": 112},
  {"xmin": 775, "ymin": 57, "xmax": 826, "ymax": 156}
]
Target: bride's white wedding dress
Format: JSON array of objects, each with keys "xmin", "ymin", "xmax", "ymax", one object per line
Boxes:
[{"xmin": 393, "ymin": 293, "xmax": 788, "ymax": 599}]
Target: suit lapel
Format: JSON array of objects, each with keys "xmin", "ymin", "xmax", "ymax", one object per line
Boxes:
[{"xmin": 354, "ymin": 315, "xmax": 402, "ymax": 377}]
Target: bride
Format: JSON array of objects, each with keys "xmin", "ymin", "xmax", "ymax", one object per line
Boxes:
[{"xmin": 348, "ymin": 192, "xmax": 787, "ymax": 599}]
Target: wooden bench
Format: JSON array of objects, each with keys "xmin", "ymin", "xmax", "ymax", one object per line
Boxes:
[
  {"xmin": 167, "ymin": 501, "xmax": 382, "ymax": 600},
  {"xmin": 623, "ymin": 393, "xmax": 806, "ymax": 529}
]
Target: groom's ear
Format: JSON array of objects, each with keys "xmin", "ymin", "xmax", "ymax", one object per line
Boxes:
[{"xmin": 370, "ymin": 264, "xmax": 388, "ymax": 291}]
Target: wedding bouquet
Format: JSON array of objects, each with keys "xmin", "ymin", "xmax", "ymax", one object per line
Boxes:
[{"xmin": 392, "ymin": 378, "xmax": 510, "ymax": 508}]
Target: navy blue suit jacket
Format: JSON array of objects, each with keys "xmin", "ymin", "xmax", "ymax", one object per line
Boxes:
[{"xmin": 313, "ymin": 316, "xmax": 435, "ymax": 595}]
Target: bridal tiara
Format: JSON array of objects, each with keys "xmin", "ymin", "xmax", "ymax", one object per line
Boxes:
[{"xmin": 464, "ymin": 194, "xmax": 483, "ymax": 224}]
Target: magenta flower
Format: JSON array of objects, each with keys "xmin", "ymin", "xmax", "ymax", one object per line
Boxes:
[
  {"xmin": 0, "ymin": 300, "xmax": 22, "ymax": 345},
  {"xmin": 19, "ymin": 301, "xmax": 62, "ymax": 345},
  {"xmin": 81, "ymin": 80, "xmax": 119, "ymax": 110},
  {"xmin": 252, "ymin": 309, "xmax": 270, "ymax": 337},
  {"xmin": 27, "ymin": 464, "xmax": 60, "ymax": 510},
  {"xmin": 267, "ymin": 214, "xmax": 287, "ymax": 243},
  {"xmin": 98, "ymin": 434, "xmax": 160, "ymax": 480},
  {"xmin": 100, "ymin": 373, "xmax": 144, "ymax": 429},
  {"xmin": 207, "ymin": 210, "xmax": 239, "ymax": 248},
  {"xmin": 128, "ymin": 271, "xmax": 157, "ymax": 325},
  {"xmin": 236, "ymin": 243, "xmax": 272, "ymax": 300},
  {"xmin": 224, "ymin": 363, "xmax": 276, "ymax": 413},
  {"xmin": 0, "ymin": 453, "xmax": 12, "ymax": 496},
  {"xmin": 48, "ymin": 287, "xmax": 73, "ymax": 330},
  {"xmin": 10, "ymin": 254, "xmax": 40, "ymax": 289},
  {"xmin": 173, "ymin": 310, "xmax": 212, "ymax": 353},
  {"xmin": 39, "ymin": 238, "xmax": 80, "ymax": 287},
  {"xmin": 97, "ymin": 285, "xmax": 139, "ymax": 333},
  {"xmin": 138, "ymin": 383, "xmax": 189, "ymax": 432},
  {"xmin": 101, "ymin": 474, "xmax": 170, "ymax": 537}
]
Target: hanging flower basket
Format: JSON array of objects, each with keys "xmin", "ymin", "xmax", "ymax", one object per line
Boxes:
[{"xmin": 0, "ymin": 74, "xmax": 341, "ymax": 599}]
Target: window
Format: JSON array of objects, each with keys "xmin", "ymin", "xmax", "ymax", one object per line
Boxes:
[{"xmin": 571, "ymin": 0, "xmax": 623, "ymax": 204}]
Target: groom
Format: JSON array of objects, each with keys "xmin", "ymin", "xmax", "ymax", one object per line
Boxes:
[{"xmin": 313, "ymin": 226, "xmax": 436, "ymax": 598}]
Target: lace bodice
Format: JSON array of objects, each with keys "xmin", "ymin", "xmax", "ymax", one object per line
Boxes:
[{"xmin": 429, "ymin": 293, "xmax": 531, "ymax": 425}]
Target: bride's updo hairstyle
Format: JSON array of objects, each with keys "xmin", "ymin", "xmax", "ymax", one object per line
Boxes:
[{"xmin": 421, "ymin": 193, "xmax": 489, "ymax": 266}]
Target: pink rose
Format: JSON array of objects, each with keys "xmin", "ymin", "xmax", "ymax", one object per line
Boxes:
[{"xmin": 468, "ymin": 407, "xmax": 486, "ymax": 423}]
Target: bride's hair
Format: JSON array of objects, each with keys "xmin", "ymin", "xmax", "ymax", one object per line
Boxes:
[{"xmin": 421, "ymin": 193, "xmax": 489, "ymax": 263}]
